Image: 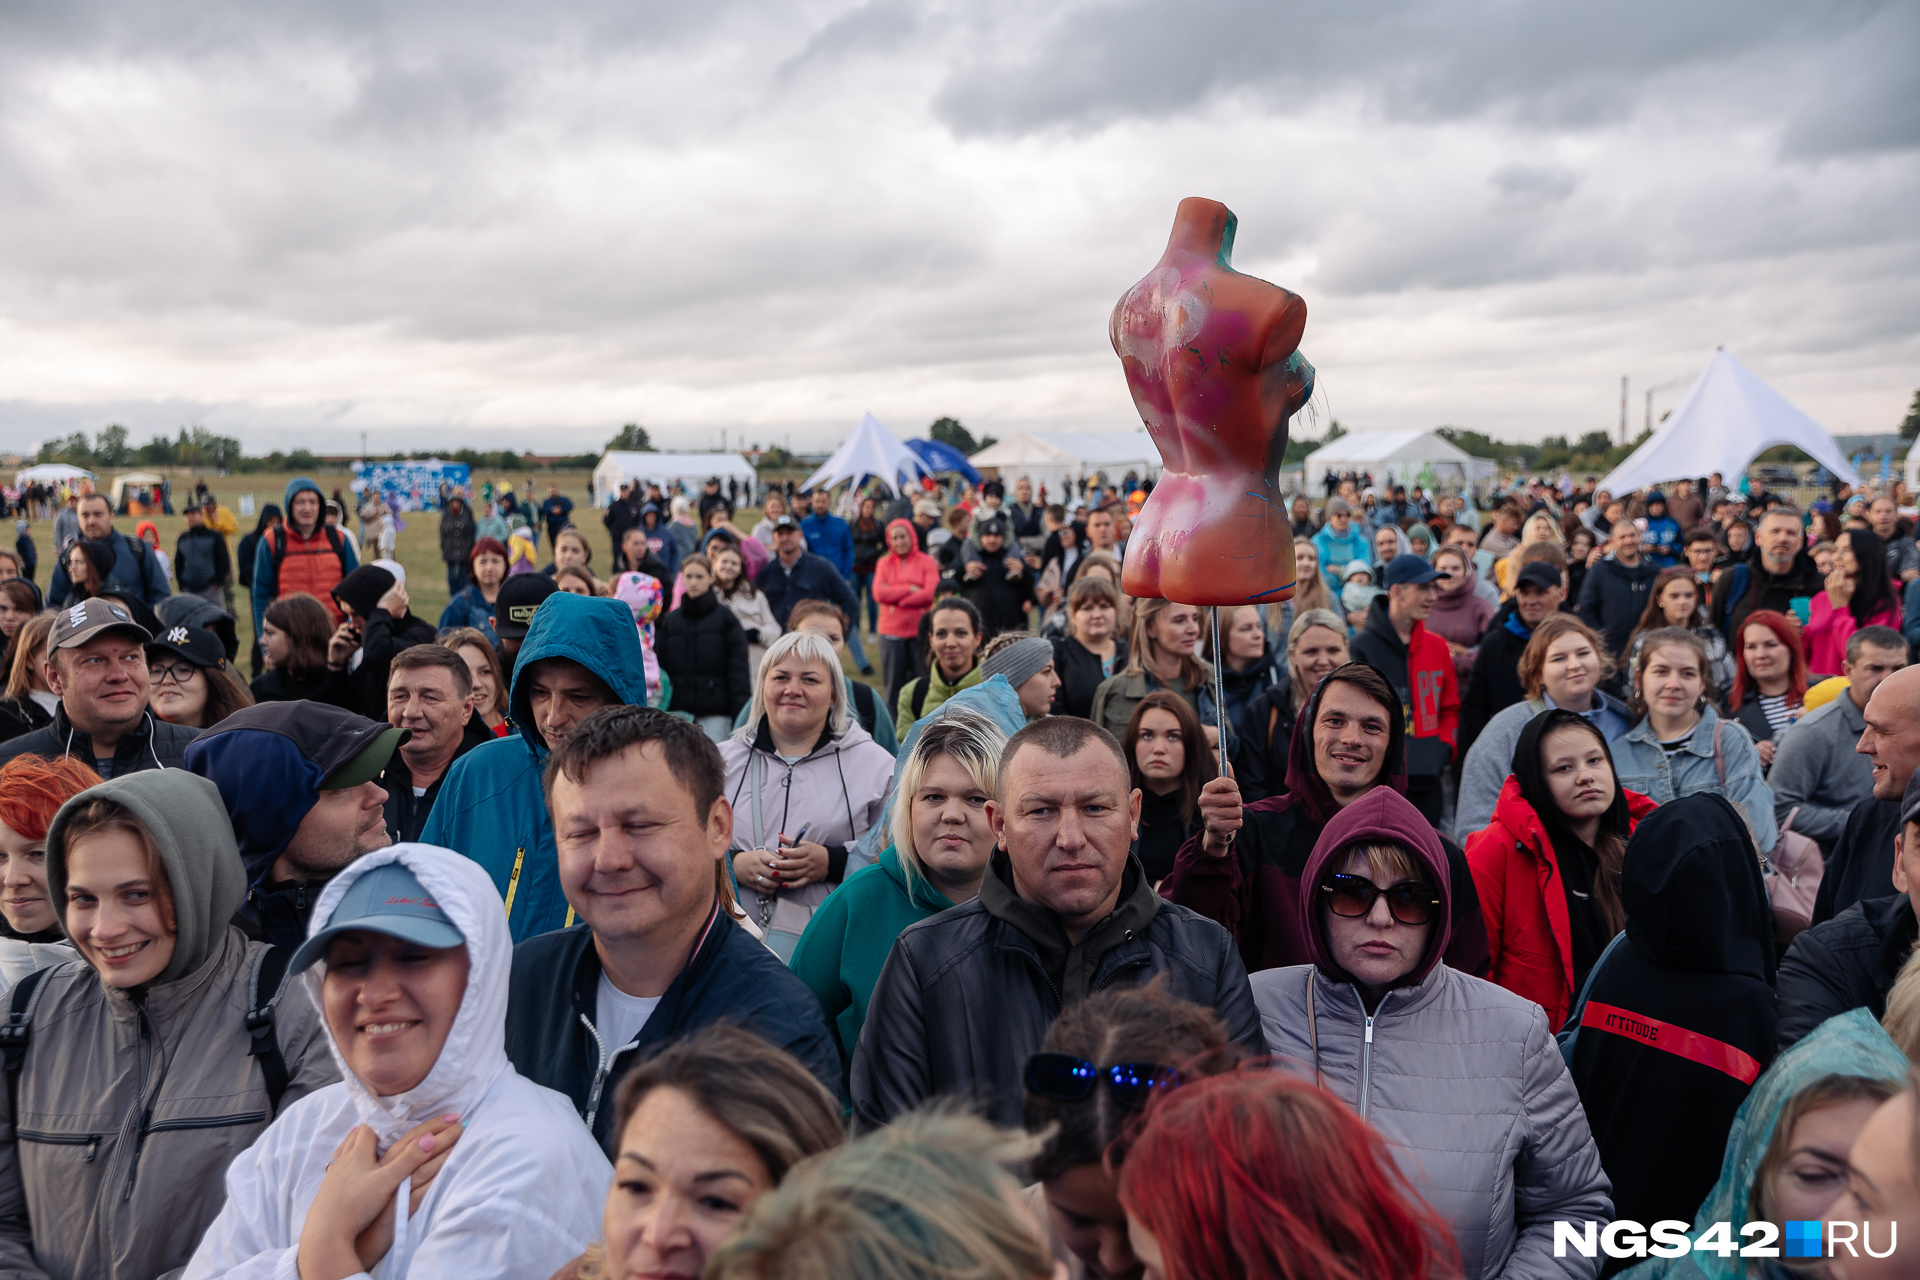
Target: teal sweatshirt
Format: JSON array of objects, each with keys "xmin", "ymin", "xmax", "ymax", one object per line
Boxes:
[{"xmin": 788, "ymin": 844, "xmax": 959, "ymax": 1067}]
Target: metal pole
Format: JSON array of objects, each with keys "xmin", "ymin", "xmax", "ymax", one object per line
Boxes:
[{"xmin": 1210, "ymin": 605, "xmax": 1229, "ymax": 778}]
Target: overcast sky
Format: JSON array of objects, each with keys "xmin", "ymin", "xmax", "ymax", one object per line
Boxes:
[{"xmin": 0, "ymin": 0, "xmax": 1914, "ymax": 457}]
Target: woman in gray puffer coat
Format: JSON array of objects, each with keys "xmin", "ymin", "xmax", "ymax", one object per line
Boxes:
[
  {"xmin": 0, "ymin": 770, "xmax": 336, "ymax": 1280},
  {"xmin": 1250, "ymin": 786, "xmax": 1612, "ymax": 1280}
]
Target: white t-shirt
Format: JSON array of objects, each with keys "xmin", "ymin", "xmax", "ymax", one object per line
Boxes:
[{"xmin": 596, "ymin": 972, "xmax": 663, "ymax": 1053}]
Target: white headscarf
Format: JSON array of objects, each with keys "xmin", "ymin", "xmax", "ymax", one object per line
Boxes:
[{"xmin": 301, "ymin": 843, "xmax": 512, "ymax": 1148}]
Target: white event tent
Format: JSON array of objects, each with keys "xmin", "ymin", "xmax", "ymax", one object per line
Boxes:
[
  {"xmin": 592, "ymin": 451, "xmax": 756, "ymax": 507},
  {"xmin": 14, "ymin": 463, "xmax": 94, "ymax": 486},
  {"xmin": 798, "ymin": 413, "xmax": 929, "ymax": 493},
  {"xmin": 1302, "ymin": 430, "xmax": 1497, "ymax": 492},
  {"xmin": 1599, "ymin": 349, "xmax": 1860, "ymax": 494},
  {"xmin": 968, "ymin": 431, "xmax": 1161, "ymax": 493}
]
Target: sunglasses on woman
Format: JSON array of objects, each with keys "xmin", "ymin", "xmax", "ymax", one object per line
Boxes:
[
  {"xmin": 1321, "ymin": 873, "xmax": 1443, "ymax": 926},
  {"xmin": 1024, "ymin": 1053, "xmax": 1180, "ymax": 1111}
]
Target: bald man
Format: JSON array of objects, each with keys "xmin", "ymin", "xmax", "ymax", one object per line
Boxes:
[{"xmin": 1812, "ymin": 664, "xmax": 1920, "ymax": 925}]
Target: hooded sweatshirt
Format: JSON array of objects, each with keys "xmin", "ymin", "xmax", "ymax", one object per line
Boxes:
[
  {"xmin": 183, "ymin": 845, "xmax": 612, "ymax": 1280},
  {"xmin": 1618, "ymin": 1007, "xmax": 1908, "ymax": 1280},
  {"xmin": 185, "ymin": 700, "xmax": 401, "ymax": 952},
  {"xmin": 0, "ymin": 771, "xmax": 336, "ymax": 1280},
  {"xmin": 421, "ymin": 592, "xmax": 650, "ymax": 942},
  {"xmin": 1160, "ymin": 666, "xmax": 1490, "ymax": 978},
  {"xmin": 251, "ymin": 478, "xmax": 358, "ymax": 634},
  {"xmin": 1566, "ymin": 794, "xmax": 1778, "ymax": 1240},
  {"xmin": 1249, "ymin": 789, "xmax": 1612, "ymax": 1280},
  {"xmin": 871, "ymin": 518, "xmax": 939, "ymax": 639}
]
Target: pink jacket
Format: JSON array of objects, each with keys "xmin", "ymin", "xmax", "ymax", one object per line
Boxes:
[
  {"xmin": 872, "ymin": 520, "xmax": 939, "ymax": 639},
  {"xmin": 1426, "ymin": 575, "xmax": 1496, "ymax": 680},
  {"xmin": 1805, "ymin": 591, "xmax": 1901, "ymax": 677}
]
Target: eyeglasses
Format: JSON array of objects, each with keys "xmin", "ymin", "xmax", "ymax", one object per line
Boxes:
[
  {"xmin": 1024, "ymin": 1053, "xmax": 1181, "ymax": 1111},
  {"xmin": 1321, "ymin": 873, "xmax": 1443, "ymax": 926},
  {"xmin": 148, "ymin": 661, "xmax": 201, "ymax": 686}
]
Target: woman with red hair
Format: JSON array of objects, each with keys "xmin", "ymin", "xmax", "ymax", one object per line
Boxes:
[
  {"xmin": 0, "ymin": 754, "xmax": 101, "ymax": 988},
  {"xmin": 1727, "ymin": 609, "xmax": 1809, "ymax": 769},
  {"xmin": 1117, "ymin": 1069, "xmax": 1462, "ymax": 1280}
]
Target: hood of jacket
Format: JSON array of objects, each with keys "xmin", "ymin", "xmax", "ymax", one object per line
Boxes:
[
  {"xmin": 184, "ymin": 700, "xmax": 399, "ymax": 888},
  {"xmin": 1220, "ymin": 643, "xmax": 1282, "ymax": 697},
  {"xmin": 878, "ymin": 843, "xmax": 959, "ymax": 914},
  {"xmin": 507, "ymin": 591, "xmax": 651, "ymax": 754},
  {"xmin": 883, "ymin": 518, "xmax": 928, "ymax": 562},
  {"xmin": 1622, "ymin": 792, "xmax": 1774, "ymax": 983},
  {"xmin": 1299, "ymin": 786, "xmax": 1452, "ymax": 991},
  {"xmin": 303, "ymin": 843, "xmax": 512, "ymax": 1147},
  {"xmin": 283, "ymin": 476, "xmax": 322, "ymax": 512},
  {"xmin": 45, "ymin": 769, "xmax": 245, "ymax": 983},
  {"xmin": 1276, "ymin": 662, "xmax": 1409, "ymax": 825},
  {"xmin": 977, "ymin": 847, "xmax": 1162, "ymax": 1005},
  {"xmin": 854, "ymin": 674, "xmax": 1028, "ymax": 868}
]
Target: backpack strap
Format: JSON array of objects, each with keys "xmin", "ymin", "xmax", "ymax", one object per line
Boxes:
[
  {"xmin": 323, "ymin": 525, "xmax": 349, "ymax": 574},
  {"xmin": 245, "ymin": 945, "xmax": 293, "ymax": 1116},
  {"xmin": 850, "ymin": 680, "xmax": 877, "ymax": 734},
  {"xmin": 910, "ymin": 676, "xmax": 932, "ymax": 718},
  {"xmin": 269, "ymin": 526, "xmax": 287, "ymax": 565},
  {"xmin": 1719, "ymin": 565, "xmax": 1750, "ymax": 641},
  {"xmin": 2, "ymin": 966, "xmax": 54, "ymax": 1122}
]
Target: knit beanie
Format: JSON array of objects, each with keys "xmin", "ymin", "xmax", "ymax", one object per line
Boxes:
[{"xmin": 981, "ymin": 637, "xmax": 1054, "ymax": 690}]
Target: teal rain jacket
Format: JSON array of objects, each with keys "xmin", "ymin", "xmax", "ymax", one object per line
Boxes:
[{"xmin": 421, "ymin": 592, "xmax": 649, "ymax": 942}]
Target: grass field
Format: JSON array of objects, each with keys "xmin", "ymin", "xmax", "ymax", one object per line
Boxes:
[{"xmin": 42, "ymin": 468, "xmax": 877, "ymax": 684}]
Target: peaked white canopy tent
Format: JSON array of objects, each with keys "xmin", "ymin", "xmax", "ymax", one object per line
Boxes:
[
  {"xmin": 1599, "ymin": 349, "xmax": 1860, "ymax": 494},
  {"xmin": 967, "ymin": 431, "xmax": 1161, "ymax": 494},
  {"xmin": 1302, "ymin": 430, "xmax": 1497, "ymax": 492},
  {"xmin": 798, "ymin": 413, "xmax": 929, "ymax": 494},
  {"xmin": 592, "ymin": 451, "xmax": 756, "ymax": 507}
]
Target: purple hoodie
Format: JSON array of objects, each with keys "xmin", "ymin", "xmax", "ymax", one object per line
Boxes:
[{"xmin": 1298, "ymin": 786, "xmax": 1453, "ymax": 993}]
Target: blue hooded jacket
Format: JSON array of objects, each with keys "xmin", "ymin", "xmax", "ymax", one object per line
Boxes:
[{"xmin": 421, "ymin": 591, "xmax": 650, "ymax": 941}]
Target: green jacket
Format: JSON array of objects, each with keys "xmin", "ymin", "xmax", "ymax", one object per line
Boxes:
[
  {"xmin": 894, "ymin": 662, "xmax": 985, "ymax": 739},
  {"xmin": 789, "ymin": 844, "xmax": 958, "ymax": 1068}
]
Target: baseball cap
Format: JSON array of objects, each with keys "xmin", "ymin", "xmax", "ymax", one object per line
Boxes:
[
  {"xmin": 146, "ymin": 623, "xmax": 227, "ymax": 670},
  {"xmin": 324, "ymin": 725, "xmax": 409, "ymax": 789},
  {"xmin": 975, "ymin": 517, "xmax": 1007, "ymax": 539},
  {"xmin": 1514, "ymin": 561, "xmax": 1564, "ymax": 592},
  {"xmin": 1902, "ymin": 767, "xmax": 1920, "ymax": 830},
  {"xmin": 1382, "ymin": 554, "xmax": 1444, "ymax": 588},
  {"xmin": 288, "ymin": 862, "xmax": 466, "ymax": 974},
  {"xmin": 52, "ymin": 598, "xmax": 151, "ymax": 650},
  {"xmin": 494, "ymin": 574, "xmax": 559, "ymax": 640},
  {"xmin": 772, "ymin": 513, "xmax": 800, "ymax": 530}
]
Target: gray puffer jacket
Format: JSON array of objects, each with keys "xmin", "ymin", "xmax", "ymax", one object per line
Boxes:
[
  {"xmin": 1250, "ymin": 786, "xmax": 1611, "ymax": 1280},
  {"xmin": 0, "ymin": 771, "xmax": 336, "ymax": 1280}
]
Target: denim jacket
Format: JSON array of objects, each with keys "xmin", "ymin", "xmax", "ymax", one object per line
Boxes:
[{"xmin": 1611, "ymin": 704, "xmax": 1778, "ymax": 852}]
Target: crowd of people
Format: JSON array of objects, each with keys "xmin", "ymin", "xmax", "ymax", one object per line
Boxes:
[{"xmin": 1, "ymin": 461, "xmax": 1920, "ymax": 1279}]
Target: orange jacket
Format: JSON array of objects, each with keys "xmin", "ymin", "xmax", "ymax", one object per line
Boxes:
[{"xmin": 1465, "ymin": 777, "xmax": 1658, "ymax": 1030}]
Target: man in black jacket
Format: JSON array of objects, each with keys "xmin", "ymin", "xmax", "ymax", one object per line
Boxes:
[
  {"xmin": 1576, "ymin": 520, "xmax": 1660, "ymax": 660},
  {"xmin": 1777, "ymin": 766, "xmax": 1920, "ymax": 1051},
  {"xmin": 173, "ymin": 501, "xmax": 231, "ymax": 605},
  {"xmin": 1709, "ymin": 506, "xmax": 1823, "ymax": 640},
  {"xmin": 381, "ymin": 645, "xmax": 492, "ymax": 843},
  {"xmin": 1812, "ymin": 664, "xmax": 1920, "ymax": 925},
  {"xmin": 755, "ymin": 514, "xmax": 859, "ymax": 629},
  {"xmin": 850, "ymin": 716, "xmax": 1265, "ymax": 1131},
  {"xmin": 0, "ymin": 599, "xmax": 201, "ymax": 775},
  {"xmin": 505, "ymin": 706, "xmax": 840, "ymax": 1146},
  {"xmin": 328, "ymin": 564, "xmax": 439, "ymax": 720},
  {"xmin": 1459, "ymin": 561, "xmax": 1566, "ymax": 759}
]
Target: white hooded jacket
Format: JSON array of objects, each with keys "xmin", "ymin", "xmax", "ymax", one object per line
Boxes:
[{"xmin": 184, "ymin": 844, "xmax": 612, "ymax": 1280}]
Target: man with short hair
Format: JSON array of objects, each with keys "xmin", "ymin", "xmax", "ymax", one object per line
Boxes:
[
  {"xmin": 754, "ymin": 514, "xmax": 860, "ymax": 630},
  {"xmin": 0, "ymin": 599, "xmax": 200, "ymax": 774},
  {"xmin": 46, "ymin": 492, "xmax": 171, "ymax": 607},
  {"xmin": 1768, "ymin": 628, "xmax": 1906, "ymax": 854},
  {"xmin": 1459, "ymin": 560, "xmax": 1568, "ymax": 758},
  {"xmin": 1350, "ymin": 554, "xmax": 1458, "ymax": 822},
  {"xmin": 1811, "ymin": 665, "xmax": 1920, "ymax": 927},
  {"xmin": 52, "ymin": 491, "xmax": 80, "ymax": 556},
  {"xmin": 382, "ymin": 645, "xmax": 493, "ymax": 843},
  {"xmin": 173, "ymin": 502, "xmax": 232, "ymax": 606},
  {"xmin": 851, "ymin": 717, "xmax": 1264, "ymax": 1129},
  {"xmin": 696, "ymin": 476, "xmax": 731, "ymax": 528},
  {"xmin": 1868, "ymin": 496, "xmax": 1919, "ymax": 583},
  {"xmin": 184, "ymin": 699, "xmax": 404, "ymax": 949},
  {"xmin": 1083, "ymin": 506, "xmax": 1122, "ymax": 562},
  {"xmin": 1710, "ymin": 506, "xmax": 1823, "ymax": 639},
  {"xmin": 1577, "ymin": 519, "xmax": 1662, "ymax": 659},
  {"xmin": 252, "ymin": 476, "xmax": 358, "ymax": 635},
  {"xmin": 1480, "ymin": 504, "xmax": 1524, "ymax": 560},
  {"xmin": 1682, "ymin": 527, "xmax": 1721, "ymax": 584},
  {"xmin": 506, "ymin": 705, "xmax": 841, "ymax": 1142},
  {"xmin": 1668, "ymin": 478, "xmax": 1705, "ymax": 530},
  {"xmin": 1007, "ymin": 476, "xmax": 1042, "ymax": 541},
  {"xmin": 422, "ymin": 591, "xmax": 648, "ymax": 940},
  {"xmin": 539, "ymin": 482, "xmax": 576, "ymax": 547},
  {"xmin": 1777, "ymin": 764, "xmax": 1920, "ymax": 1050}
]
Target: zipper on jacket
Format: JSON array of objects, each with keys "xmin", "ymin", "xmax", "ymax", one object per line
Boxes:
[
  {"xmin": 16, "ymin": 1130, "xmax": 102, "ymax": 1161},
  {"xmin": 1358, "ymin": 1014, "xmax": 1375, "ymax": 1121},
  {"xmin": 124, "ymin": 1002, "xmax": 155, "ymax": 1202},
  {"xmin": 141, "ymin": 1110, "xmax": 268, "ymax": 1135}
]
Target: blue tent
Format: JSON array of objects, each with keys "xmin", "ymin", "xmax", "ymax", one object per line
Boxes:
[{"xmin": 905, "ymin": 438, "xmax": 982, "ymax": 485}]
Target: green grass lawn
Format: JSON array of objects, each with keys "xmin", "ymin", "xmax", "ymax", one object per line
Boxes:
[{"xmin": 44, "ymin": 469, "xmax": 878, "ymax": 686}]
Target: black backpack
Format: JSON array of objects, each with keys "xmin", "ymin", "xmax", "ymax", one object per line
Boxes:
[
  {"xmin": 849, "ymin": 680, "xmax": 878, "ymax": 736},
  {"xmin": 1, "ymin": 945, "xmax": 294, "ymax": 1119}
]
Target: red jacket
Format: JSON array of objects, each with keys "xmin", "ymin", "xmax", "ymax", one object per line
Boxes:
[
  {"xmin": 1464, "ymin": 777, "xmax": 1658, "ymax": 1031},
  {"xmin": 1350, "ymin": 601, "xmax": 1459, "ymax": 757},
  {"xmin": 871, "ymin": 520, "xmax": 939, "ymax": 639}
]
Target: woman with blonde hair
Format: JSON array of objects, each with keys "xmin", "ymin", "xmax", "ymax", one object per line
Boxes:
[
  {"xmin": 706, "ymin": 1110, "xmax": 1057, "ymax": 1280},
  {"xmin": 791, "ymin": 709, "xmax": 1005, "ymax": 1066},
  {"xmin": 1090, "ymin": 596, "xmax": 1225, "ymax": 749},
  {"xmin": 1495, "ymin": 512, "xmax": 1565, "ymax": 595},
  {"xmin": 0, "ymin": 612, "xmax": 58, "ymax": 744}
]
